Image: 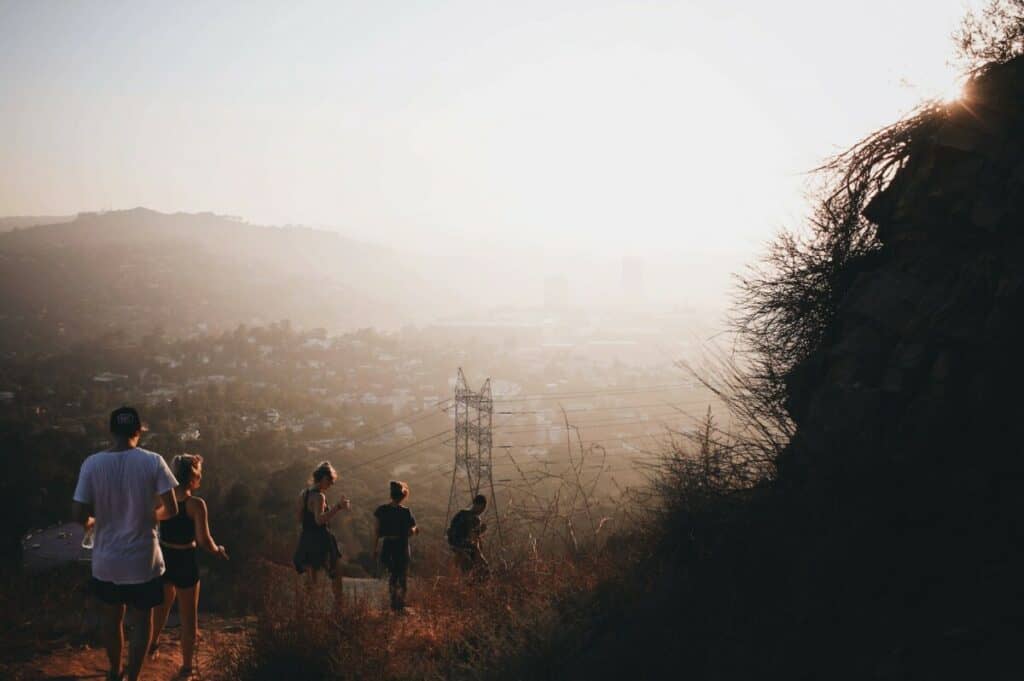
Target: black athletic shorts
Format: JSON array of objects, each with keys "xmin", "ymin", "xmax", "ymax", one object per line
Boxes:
[
  {"xmin": 161, "ymin": 547, "xmax": 200, "ymax": 588},
  {"xmin": 90, "ymin": 576, "xmax": 164, "ymax": 610}
]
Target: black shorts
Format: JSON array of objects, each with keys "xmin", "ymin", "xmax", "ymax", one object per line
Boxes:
[
  {"xmin": 381, "ymin": 539, "xmax": 410, "ymax": 575},
  {"xmin": 91, "ymin": 576, "xmax": 164, "ymax": 610},
  {"xmin": 161, "ymin": 547, "xmax": 200, "ymax": 588}
]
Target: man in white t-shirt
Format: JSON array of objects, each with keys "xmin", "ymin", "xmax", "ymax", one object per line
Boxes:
[{"xmin": 72, "ymin": 406, "xmax": 178, "ymax": 681}]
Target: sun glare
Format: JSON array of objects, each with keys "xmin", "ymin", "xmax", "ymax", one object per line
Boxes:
[{"xmin": 941, "ymin": 77, "xmax": 965, "ymax": 103}]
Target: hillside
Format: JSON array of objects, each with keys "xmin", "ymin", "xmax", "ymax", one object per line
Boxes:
[
  {"xmin": 773, "ymin": 54, "xmax": 1024, "ymax": 674},
  {"xmin": 0, "ymin": 209, "xmax": 460, "ymax": 352},
  {"xmin": 0, "ymin": 215, "xmax": 74, "ymax": 232}
]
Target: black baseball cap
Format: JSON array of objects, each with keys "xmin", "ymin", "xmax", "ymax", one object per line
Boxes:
[{"xmin": 109, "ymin": 406, "xmax": 145, "ymax": 435}]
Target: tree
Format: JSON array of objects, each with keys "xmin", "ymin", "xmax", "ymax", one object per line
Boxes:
[{"xmin": 956, "ymin": 0, "xmax": 1024, "ymax": 69}]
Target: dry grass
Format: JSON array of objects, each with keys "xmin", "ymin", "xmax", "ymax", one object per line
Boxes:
[
  {"xmin": 0, "ymin": 564, "xmax": 96, "ymax": 661},
  {"xmin": 214, "ymin": 557, "xmax": 606, "ymax": 681}
]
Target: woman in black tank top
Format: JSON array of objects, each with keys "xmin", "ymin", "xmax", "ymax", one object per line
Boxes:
[
  {"xmin": 293, "ymin": 461, "xmax": 350, "ymax": 613},
  {"xmin": 149, "ymin": 454, "xmax": 229, "ymax": 678}
]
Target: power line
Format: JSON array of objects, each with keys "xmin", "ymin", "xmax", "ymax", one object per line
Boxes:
[
  {"xmin": 331, "ymin": 386, "xmax": 723, "ymax": 481},
  {"xmin": 492, "ymin": 409, "xmax": 706, "ymax": 434},
  {"xmin": 339, "ymin": 429, "xmax": 451, "ymax": 474},
  {"xmin": 496, "ymin": 431, "xmax": 669, "ymax": 449},
  {"xmin": 316, "ymin": 398, "xmax": 452, "ymax": 463},
  {"xmin": 496, "ymin": 398, "xmax": 717, "ymax": 415},
  {"xmin": 491, "ymin": 383, "xmax": 695, "ymax": 402},
  {"xmin": 348, "ymin": 398, "xmax": 451, "ymax": 445}
]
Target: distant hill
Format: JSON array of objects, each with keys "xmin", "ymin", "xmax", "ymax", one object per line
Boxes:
[
  {"xmin": 0, "ymin": 208, "xmax": 459, "ymax": 352},
  {"xmin": 0, "ymin": 215, "xmax": 75, "ymax": 232}
]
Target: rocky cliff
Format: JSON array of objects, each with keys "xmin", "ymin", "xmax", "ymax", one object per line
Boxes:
[{"xmin": 778, "ymin": 54, "xmax": 1024, "ymax": 674}]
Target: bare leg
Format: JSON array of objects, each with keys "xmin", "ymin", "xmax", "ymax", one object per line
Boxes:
[
  {"xmin": 149, "ymin": 582, "xmax": 176, "ymax": 658},
  {"xmin": 101, "ymin": 602, "xmax": 126, "ymax": 679},
  {"xmin": 177, "ymin": 582, "xmax": 199, "ymax": 671},
  {"xmin": 123, "ymin": 606, "xmax": 152, "ymax": 681}
]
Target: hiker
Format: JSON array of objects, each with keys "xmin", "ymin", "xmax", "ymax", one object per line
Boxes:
[
  {"xmin": 293, "ymin": 461, "xmax": 350, "ymax": 610},
  {"xmin": 149, "ymin": 454, "xmax": 229, "ymax": 678},
  {"xmin": 373, "ymin": 480, "xmax": 419, "ymax": 612},
  {"xmin": 447, "ymin": 494, "xmax": 489, "ymax": 579},
  {"xmin": 71, "ymin": 406, "xmax": 179, "ymax": 681}
]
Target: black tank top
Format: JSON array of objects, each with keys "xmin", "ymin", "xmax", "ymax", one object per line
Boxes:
[
  {"xmin": 160, "ymin": 498, "xmax": 195, "ymax": 544},
  {"xmin": 301, "ymin": 489, "xmax": 322, "ymax": 532}
]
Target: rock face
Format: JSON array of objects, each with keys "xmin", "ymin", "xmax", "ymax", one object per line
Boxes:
[{"xmin": 779, "ymin": 55, "xmax": 1024, "ymax": 663}]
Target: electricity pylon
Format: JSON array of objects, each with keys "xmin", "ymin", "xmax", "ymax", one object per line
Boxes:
[{"xmin": 445, "ymin": 368, "xmax": 502, "ymax": 545}]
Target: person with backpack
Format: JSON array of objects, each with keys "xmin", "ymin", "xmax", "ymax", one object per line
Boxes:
[
  {"xmin": 373, "ymin": 480, "xmax": 418, "ymax": 612},
  {"xmin": 447, "ymin": 494, "xmax": 489, "ymax": 579}
]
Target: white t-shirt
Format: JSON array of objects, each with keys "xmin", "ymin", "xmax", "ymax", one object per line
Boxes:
[{"xmin": 73, "ymin": 447, "xmax": 178, "ymax": 584}]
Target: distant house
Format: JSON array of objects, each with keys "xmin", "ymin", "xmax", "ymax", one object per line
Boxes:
[
  {"xmin": 54, "ymin": 419, "xmax": 86, "ymax": 435},
  {"xmin": 303, "ymin": 415, "xmax": 333, "ymax": 430},
  {"xmin": 178, "ymin": 427, "xmax": 201, "ymax": 442},
  {"xmin": 144, "ymin": 387, "xmax": 178, "ymax": 405},
  {"xmin": 93, "ymin": 372, "xmax": 129, "ymax": 383},
  {"xmin": 305, "ymin": 437, "xmax": 355, "ymax": 452},
  {"xmin": 393, "ymin": 423, "xmax": 415, "ymax": 441}
]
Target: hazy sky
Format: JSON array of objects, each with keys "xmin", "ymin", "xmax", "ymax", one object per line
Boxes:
[{"xmin": 0, "ymin": 0, "xmax": 981, "ymax": 266}]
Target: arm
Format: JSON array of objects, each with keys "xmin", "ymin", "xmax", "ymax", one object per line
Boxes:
[
  {"xmin": 154, "ymin": 456, "xmax": 179, "ymax": 520},
  {"xmin": 191, "ymin": 497, "xmax": 228, "ymax": 559},
  {"xmin": 373, "ymin": 515, "xmax": 382, "ymax": 557},
  {"xmin": 71, "ymin": 501, "xmax": 95, "ymax": 530},
  {"xmin": 157, "ymin": 489, "xmax": 178, "ymax": 522},
  {"xmin": 312, "ymin": 492, "xmax": 343, "ymax": 526},
  {"xmin": 155, "ymin": 492, "xmax": 178, "ymax": 521},
  {"xmin": 72, "ymin": 460, "xmax": 95, "ymax": 529}
]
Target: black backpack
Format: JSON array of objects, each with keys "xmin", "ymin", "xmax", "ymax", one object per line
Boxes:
[{"xmin": 447, "ymin": 510, "xmax": 470, "ymax": 547}]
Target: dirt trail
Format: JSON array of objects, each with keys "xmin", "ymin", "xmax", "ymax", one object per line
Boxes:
[
  {"xmin": 8, "ymin": 577, "xmax": 387, "ymax": 680},
  {"xmin": 8, "ymin": 614, "xmax": 251, "ymax": 680}
]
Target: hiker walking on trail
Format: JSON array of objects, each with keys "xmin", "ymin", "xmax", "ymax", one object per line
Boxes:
[
  {"xmin": 71, "ymin": 406, "xmax": 179, "ymax": 681},
  {"xmin": 293, "ymin": 461, "xmax": 350, "ymax": 611},
  {"xmin": 373, "ymin": 480, "xmax": 419, "ymax": 612},
  {"xmin": 447, "ymin": 494, "xmax": 489, "ymax": 579},
  {"xmin": 149, "ymin": 454, "xmax": 229, "ymax": 678}
]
